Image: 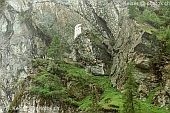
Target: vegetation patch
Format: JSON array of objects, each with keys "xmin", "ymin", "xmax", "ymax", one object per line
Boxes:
[
  {"xmin": 145, "ymin": 86, "xmax": 162, "ymax": 103},
  {"xmin": 137, "ymin": 100, "xmax": 169, "ymax": 113},
  {"xmin": 29, "ymin": 67, "xmax": 67, "ymax": 99},
  {"xmin": 28, "ymin": 57, "xmax": 169, "ymax": 113},
  {"xmin": 0, "ymin": 0, "xmax": 5, "ymax": 4},
  {"xmin": 126, "ymin": 0, "xmax": 170, "ymax": 54}
]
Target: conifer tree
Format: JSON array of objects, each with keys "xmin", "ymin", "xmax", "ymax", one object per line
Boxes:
[
  {"xmin": 91, "ymin": 84, "xmax": 99, "ymax": 113},
  {"xmin": 47, "ymin": 35, "xmax": 62, "ymax": 61},
  {"xmin": 122, "ymin": 61, "xmax": 139, "ymax": 113}
]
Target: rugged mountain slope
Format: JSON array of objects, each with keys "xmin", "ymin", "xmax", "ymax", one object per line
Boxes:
[{"xmin": 0, "ymin": 0, "xmax": 169, "ymax": 113}]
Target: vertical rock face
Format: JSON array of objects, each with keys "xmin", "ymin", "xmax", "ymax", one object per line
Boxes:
[
  {"xmin": 0, "ymin": 1, "xmax": 33, "ymax": 110},
  {"xmin": 0, "ymin": 0, "xmax": 167, "ymax": 112}
]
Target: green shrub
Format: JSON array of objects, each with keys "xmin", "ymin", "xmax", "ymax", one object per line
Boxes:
[
  {"xmin": 32, "ymin": 58, "xmax": 49, "ymax": 68},
  {"xmin": 128, "ymin": 5, "xmax": 139, "ymax": 19},
  {"xmin": 0, "ymin": 0, "xmax": 5, "ymax": 3},
  {"xmin": 156, "ymin": 29, "xmax": 170, "ymax": 53},
  {"xmin": 166, "ymin": 39, "xmax": 170, "ymax": 53},
  {"xmin": 29, "ymin": 70, "xmax": 67, "ymax": 99},
  {"xmin": 146, "ymin": 86, "xmax": 162, "ymax": 103},
  {"xmin": 126, "ymin": 0, "xmax": 143, "ymax": 19},
  {"xmin": 137, "ymin": 10, "xmax": 161, "ymax": 28}
]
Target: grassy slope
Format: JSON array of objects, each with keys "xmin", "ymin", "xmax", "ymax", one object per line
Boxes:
[{"xmin": 30, "ymin": 58, "xmax": 169, "ymax": 113}]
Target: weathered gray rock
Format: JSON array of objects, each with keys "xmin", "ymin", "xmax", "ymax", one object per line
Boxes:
[
  {"xmin": 11, "ymin": 94, "xmax": 60, "ymax": 113},
  {"xmin": 110, "ymin": 19, "xmax": 161, "ymax": 98},
  {"xmin": 0, "ymin": 3, "xmax": 33, "ymax": 111},
  {"xmin": 73, "ymin": 31, "xmax": 112, "ymax": 75},
  {"xmin": 152, "ymin": 63, "xmax": 170, "ymax": 107}
]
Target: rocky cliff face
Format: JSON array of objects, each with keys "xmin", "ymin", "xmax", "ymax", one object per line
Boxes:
[{"xmin": 0, "ymin": 0, "xmax": 169, "ymax": 112}]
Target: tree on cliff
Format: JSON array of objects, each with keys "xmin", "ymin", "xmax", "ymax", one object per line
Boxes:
[
  {"xmin": 47, "ymin": 35, "xmax": 63, "ymax": 61},
  {"xmin": 122, "ymin": 61, "xmax": 140, "ymax": 113}
]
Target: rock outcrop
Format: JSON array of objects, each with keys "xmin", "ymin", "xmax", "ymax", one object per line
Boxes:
[{"xmin": 73, "ymin": 30, "xmax": 112, "ymax": 75}]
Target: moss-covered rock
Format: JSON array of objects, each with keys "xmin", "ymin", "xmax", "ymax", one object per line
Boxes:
[{"xmin": 73, "ymin": 30, "xmax": 112, "ymax": 76}]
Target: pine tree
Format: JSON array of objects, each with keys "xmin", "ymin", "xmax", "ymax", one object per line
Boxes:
[
  {"xmin": 122, "ymin": 61, "xmax": 139, "ymax": 113},
  {"xmin": 47, "ymin": 35, "xmax": 62, "ymax": 61},
  {"xmin": 91, "ymin": 84, "xmax": 99, "ymax": 113}
]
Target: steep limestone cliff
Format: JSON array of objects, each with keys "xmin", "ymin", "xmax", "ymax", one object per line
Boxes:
[{"xmin": 0, "ymin": 0, "xmax": 169, "ymax": 113}]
